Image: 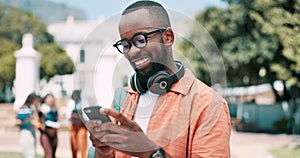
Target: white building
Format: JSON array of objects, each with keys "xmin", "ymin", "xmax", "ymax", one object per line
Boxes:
[{"xmin": 47, "ymin": 16, "xmax": 132, "ymax": 106}]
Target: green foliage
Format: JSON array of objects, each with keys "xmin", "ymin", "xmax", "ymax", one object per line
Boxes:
[
  {"xmin": 0, "ymin": 38, "xmax": 18, "ymax": 85},
  {"xmin": 0, "ymin": 152, "xmax": 43, "ymax": 158},
  {"xmin": 37, "ymin": 44, "xmax": 74, "ymax": 79},
  {"xmin": 179, "ymin": 0, "xmax": 300, "ymax": 87},
  {"xmin": 0, "ymin": 5, "xmax": 74, "ymax": 86},
  {"xmin": 269, "ymin": 146, "xmax": 300, "ymax": 158},
  {"xmin": 0, "ymin": 6, "xmax": 53, "ymax": 44},
  {"xmin": 178, "ymin": 39, "xmax": 211, "ymax": 85}
]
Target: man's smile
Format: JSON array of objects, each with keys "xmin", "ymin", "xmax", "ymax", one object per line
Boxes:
[{"xmin": 131, "ymin": 56, "xmax": 151, "ymax": 71}]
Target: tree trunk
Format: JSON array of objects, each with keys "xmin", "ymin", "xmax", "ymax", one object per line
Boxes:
[
  {"xmin": 270, "ymin": 81, "xmax": 281, "ymax": 102},
  {"xmin": 282, "ymin": 81, "xmax": 290, "ymax": 101}
]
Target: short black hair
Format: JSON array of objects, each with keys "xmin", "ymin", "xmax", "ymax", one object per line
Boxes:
[
  {"xmin": 121, "ymin": 0, "xmax": 171, "ymax": 27},
  {"xmin": 71, "ymin": 90, "xmax": 81, "ymax": 98}
]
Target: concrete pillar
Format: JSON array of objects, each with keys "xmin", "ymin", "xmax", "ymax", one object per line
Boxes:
[{"xmin": 14, "ymin": 33, "xmax": 41, "ymax": 111}]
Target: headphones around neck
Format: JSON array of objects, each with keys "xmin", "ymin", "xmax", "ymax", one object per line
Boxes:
[{"xmin": 130, "ymin": 61, "xmax": 185, "ymax": 94}]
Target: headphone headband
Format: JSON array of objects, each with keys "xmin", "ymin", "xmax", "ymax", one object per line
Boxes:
[{"xmin": 167, "ymin": 61, "xmax": 184, "ymax": 85}]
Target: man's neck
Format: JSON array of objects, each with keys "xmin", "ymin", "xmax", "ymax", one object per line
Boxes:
[{"xmin": 165, "ymin": 60, "xmax": 178, "ymax": 75}]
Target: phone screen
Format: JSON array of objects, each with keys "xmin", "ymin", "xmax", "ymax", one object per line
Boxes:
[{"xmin": 83, "ymin": 105, "xmax": 111, "ymax": 123}]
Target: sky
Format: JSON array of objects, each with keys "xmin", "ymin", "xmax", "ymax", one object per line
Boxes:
[{"xmin": 49, "ymin": 0, "xmax": 227, "ymax": 20}]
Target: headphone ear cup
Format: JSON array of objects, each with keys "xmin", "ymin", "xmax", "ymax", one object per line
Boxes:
[
  {"xmin": 130, "ymin": 73, "xmax": 147, "ymax": 93},
  {"xmin": 130, "ymin": 74, "xmax": 137, "ymax": 92},
  {"xmin": 147, "ymin": 71, "xmax": 169, "ymax": 94}
]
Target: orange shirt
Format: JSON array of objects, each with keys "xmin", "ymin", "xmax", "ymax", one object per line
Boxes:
[{"xmin": 114, "ymin": 69, "xmax": 231, "ymax": 158}]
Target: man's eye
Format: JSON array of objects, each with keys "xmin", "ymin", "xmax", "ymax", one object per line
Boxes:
[
  {"xmin": 133, "ymin": 35, "xmax": 146, "ymax": 43},
  {"xmin": 122, "ymin": 43, "xmax": 130, "ymax": 49},
  {"xmin": 137, "ymin": 39, "xmax": 146, "ymax": 43}
]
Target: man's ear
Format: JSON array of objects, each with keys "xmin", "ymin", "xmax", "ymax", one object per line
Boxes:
[{"xmin": 162, "ymin": 27, "xmax": 174, "ymax": 47}]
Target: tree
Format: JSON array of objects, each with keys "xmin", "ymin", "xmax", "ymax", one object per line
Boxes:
[
  {"xmin": 0, "ymin": 5, "xmax": 74, "ymax": 88},
  {"xmin": 37, "ymin": 43, "xmax": 74, "ymax": 78},
  {"xmin": 178, "ymin": 0, "xmax": 300, "ymax": 101},
  {"xmin": 0, "ymin": 38, "xmax": 18, "ymax": 85}
]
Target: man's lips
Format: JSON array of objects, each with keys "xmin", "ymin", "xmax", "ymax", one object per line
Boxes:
[{"xmin": 131, "ymin": 56, "xmax": 151, "ymax": 70}]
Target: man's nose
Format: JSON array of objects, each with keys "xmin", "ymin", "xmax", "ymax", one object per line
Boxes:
[{"xmin": 127, "ymin": 44, "xmax": 142, "ymax": 58}]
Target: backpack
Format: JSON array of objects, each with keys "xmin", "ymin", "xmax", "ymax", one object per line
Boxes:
[{"xmin": 113, "ymin": 87, "xmax": 128, "ymax": 112}]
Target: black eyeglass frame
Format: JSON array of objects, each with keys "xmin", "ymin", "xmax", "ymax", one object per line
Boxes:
[{"xmin": 113, "ymin": 27, "xmax": 167, "ymax": 54}]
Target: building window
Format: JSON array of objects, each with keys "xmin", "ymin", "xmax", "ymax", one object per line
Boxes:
[{"xmin": 80, "ymin": 49, "xmax": 85, "ymax": 63}]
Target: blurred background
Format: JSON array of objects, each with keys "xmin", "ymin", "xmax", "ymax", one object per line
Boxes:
[{"xmin": 0, "ymin": 0, "xmax": 299, "ymax": 158}]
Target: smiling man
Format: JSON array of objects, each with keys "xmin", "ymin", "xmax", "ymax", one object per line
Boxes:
[{"xmin": 87, "ymin": 1, "xmax": 231, "ymax": 158}]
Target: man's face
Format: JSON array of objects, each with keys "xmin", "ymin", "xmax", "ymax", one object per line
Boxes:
[
  {"xmin": 119, "ymin": 9, "xmax": 168, "ymax": 81},
  {"xmin": 72, "ymin": 94, "xmax": 80, "ymax": 101}
]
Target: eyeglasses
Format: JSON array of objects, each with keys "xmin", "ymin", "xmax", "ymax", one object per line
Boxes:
[{"xmin": 113, "ymin": 28, "xmax": 166, "ymax": 54}]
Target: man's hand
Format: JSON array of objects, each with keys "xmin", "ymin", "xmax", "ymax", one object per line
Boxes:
[
  {"xmin": 86, "ymin": 120, "xmax": 114, "ymax": 158},
  {"xmin": 86, "ymin": 108, "xmax": 159, "ymax": 158}
]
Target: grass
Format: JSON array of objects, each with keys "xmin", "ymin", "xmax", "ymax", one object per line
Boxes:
[
  {"xmin": 269, "ymin": 146, "xmax": 300, "ymax": 158},
  {"xmin": 0, "ymin": 152, "xmax": 43, "ymax": 158}
]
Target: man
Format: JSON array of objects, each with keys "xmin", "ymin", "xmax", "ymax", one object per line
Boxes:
[
  {"xmin": 87, "ymin": 1, "xmax": 231, "ymax": 158},
  {"xmin": 66, "ymin": 90, "xmax": 89, "ymax": 158}
]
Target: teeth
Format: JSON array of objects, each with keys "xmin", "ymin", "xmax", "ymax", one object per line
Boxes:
[{"xmin": 135, "ymin": 58, "xmax": 149, "ymax": 66}]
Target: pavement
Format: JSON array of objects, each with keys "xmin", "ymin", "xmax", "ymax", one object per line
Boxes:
[
  {"xmin": 0, "ymin": 104, "xmax": 298, "ymax": 158},
  {"xmin": 0, "ymin": 129, "xmax": 72, "ymax": 158},
  {"xmin": 0, "ymin": 103, "xmax": 73, "ymax": 158},
  {"xmin": 230, "ymin": 130, "xmax": 296, "ymax": 158},
  {"xmin": 0, "ymin": 128, "xmax": 298, "ymax": 158}
]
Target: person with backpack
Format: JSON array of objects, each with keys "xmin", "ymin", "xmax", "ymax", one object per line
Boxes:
[{"xmin": 15, "ymin": 93, "xmax": 41, "ymax": 158}]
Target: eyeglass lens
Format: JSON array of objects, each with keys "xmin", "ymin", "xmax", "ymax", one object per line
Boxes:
[{"xmin": 117, "ymin": 34, "xmax": 147, "ymax": 53}]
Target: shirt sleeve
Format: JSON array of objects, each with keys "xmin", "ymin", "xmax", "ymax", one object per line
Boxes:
[
  {"xmin": 191, "ymin": 94, "xmax": 231, "ymax": 158},
  {"xmin": 65, "ymin": 100, "xmax": 74, "ymax": 119},
  {"xmin": 80, "ymin": 99, "xmax": 90, "ymax": 121}
]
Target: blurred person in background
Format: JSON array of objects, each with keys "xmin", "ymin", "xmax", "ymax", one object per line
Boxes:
[
  {"xmin": 66, "ymin": 90, "xmax": 89, "ymax": 158},
  {"xmin": 39, "ymin": 93, "xmax": 60, "ymax": 158},
  {"xmin": 15, "ymin": 92, "xmax": 41, "ymax": 158}
]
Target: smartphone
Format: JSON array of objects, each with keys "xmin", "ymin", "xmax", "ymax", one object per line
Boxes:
[{"xmin": 83, "ymin": 105, "xmax": 111, "ymax": 123}]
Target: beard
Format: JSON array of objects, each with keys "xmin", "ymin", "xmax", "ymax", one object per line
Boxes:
[{"xmin": 135, "ymin": 62, "xmax": 165, "ymax": 88}]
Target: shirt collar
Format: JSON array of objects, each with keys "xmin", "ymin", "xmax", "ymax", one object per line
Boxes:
[
  {"xmin": 126, "ymin": 86, "xmax": 137, "ymax": 94},
  {"xmin": 168, "ymin": 69, "xmax": 196, "ymax": 95}
]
